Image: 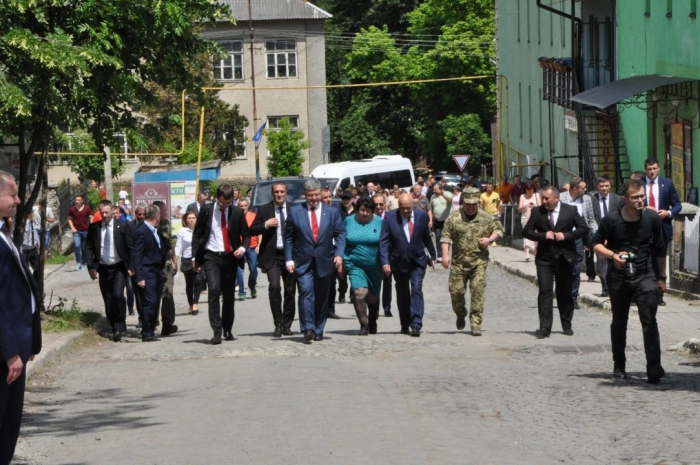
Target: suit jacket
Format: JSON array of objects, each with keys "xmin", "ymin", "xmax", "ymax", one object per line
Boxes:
[
  {"xmin": 191, "ymin": 203, "xmax": 250, "ymax": 268},
  {"xmin": 560, "ymin": 191, "xmax": 598, "ymax": 238},
  {"xmin": 284, "ymin": 202, "xmax": 346, "ymax": 278},
  {"xmin": 379, "ymin": 208, "xmax": 436, "ymax": 274},
  {"xmin": 85, "ymin": 219, "xmax": 133, "ymax": 271},
  {"xmin": 131, "ymin": 221, "xmax": 168, "ymax": 282},
  {"xmin": 591, "ymin": 192, "xmax": 623, "ymax": 231},
  {"xmin": 0, "ymin": 232, "xmax": 41, "ymax": 364},
  {"xmin": 642, "ymin": 176, "xmax": 681, "ymax": 242},
  {"xmin": 250, "ymin": 201, "xmax": 292, "ymax": 272},
  {"xmin": 522, "ymin": 202, "xmax": 589, "ymax": 266}
]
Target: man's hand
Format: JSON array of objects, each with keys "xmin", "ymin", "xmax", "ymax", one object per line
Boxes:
[
  {"xmin": 255, "ymin": 245, "xmax": 260, "ymax": 255},
  {"xmin": 657, "ymin": 279, "xmax": 667, "ymax": 292},
  {"xmin": 477, "ymin": 237, "xmax": 491, "ymax": 249},
  {"xmin": 441, "ymin": 255, "xmax": 451, "ymax": 268},
  {"xmin": 88, "ymin": 269, "xmax": 98, "ymax": 280},
  {"xmin": 193, "ymin": 263, "xmax": 200, "ymax": 273},
  {"xmin": 137, "ymin": 280, "xmax": 145, "ymax": 288},
  {"xmin": 658, "ymin": 209, "xmax": 670, "ymax": 219},
  {"xmin": 233, "ymin": 248, "xmax": 245, "ymax": 258},
  {"xmin": 6, "ymin": 355, "xmax": 23, "ymax": 385},
  {"xmin": 334, "ymin": 256, "xmax": 343, "ymax": 272},
  {"xmin": 382, "ymin": 264, "xmax": 392, "ymax": 276},
  {"xmin": 554, "ymin": 232, "xmax": 565, "ymax": 241},
  {"xmin": 70, "ymin": 227, "xmax": 77, "ymax": 234},
  {"xmin": 546, "ymin": 231, "xmax": 555, "ymax": 240},
  {"xmin": 29, "ymin": 354, "xmax": 35, "ymax": 362},
  {"xmin": 127, "ymin": 269, "xmax": 134, "ymax": 277},
  {"xmin": 265, "ymin": 218, "xmax": 278, "ymax": 228},
  {"xmin": 286, "ymin": 264, "xmax": 295, "ymax": 274},
  {"xmin": 428, "ymin": 220, "xmax": 433, "ymax": 230},
  {"xmin": 612, "ymin": 253, "xmax": 626, "ymax": 268}
]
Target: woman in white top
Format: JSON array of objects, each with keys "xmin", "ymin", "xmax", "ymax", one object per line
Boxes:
[
  {"xmin": 451, "ymin": 185, "xmax": 462, "ymax": 211},
  {"xmin": 175, "ymin": 210, "xmax": 202, "ymax": 315},
  {"xmin": 518, "ymin": 182, "xmax": 541, "ymax": 262}
]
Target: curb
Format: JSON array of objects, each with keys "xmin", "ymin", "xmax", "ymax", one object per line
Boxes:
[{"xmin": 27, "ymin": 330, "xmax": 83, "ymax": 380}]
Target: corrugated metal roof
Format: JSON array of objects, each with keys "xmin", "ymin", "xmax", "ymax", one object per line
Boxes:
[
  {"xmin": 218, "ymin": 0, "xmax": 332, "ymax": 21},
  {"xmin": 135, "ymin": 160, "xmax": 221, "ymax": 182}
]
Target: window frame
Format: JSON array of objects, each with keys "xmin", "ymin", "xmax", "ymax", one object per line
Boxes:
[
  {"xmin": 265, "ymin": 38, "xmax": 298, "ymax": 79},
  {"xmin": 213, "ymin": 41, "xmax": 244, "ymax": 81}
]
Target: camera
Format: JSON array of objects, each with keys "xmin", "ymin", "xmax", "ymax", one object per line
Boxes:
[{"xmin": 618, "ymin": 251, "xmax": 637, "ymax": 277}]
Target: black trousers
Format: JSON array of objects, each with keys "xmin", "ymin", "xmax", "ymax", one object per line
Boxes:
[
  {"xmin": 22, "ymin": 247, "xmax": 40, "ymax": 282},
  {"xmin": 0, "ymin": 365, "xmax": 25, "ymax": 465},
  {"xmin": 136, "ymin": 269, "xmax": 164, "ymax": 338},
  {"xmin": 183, "ymin": 269, "xmax": 204, "ymax": 306},
  {"xmin": 266, "ymin": 252, "xmax": 296, "ymax": 330},
  {"xmin": 98, "ymin": 262, "xmax": 128, "ymax": 333},
  {"xmin": 203, "ymin": 252, "xmax": 237, "ymax": 336},
  {"xmin": 651, "ymin": 240, "xmax": 669, "ymax": 302},
  {"xmin": 131, "ymin": 275, "xmax": 143, "ymax": 320},
  {"xmin": 608, "ymin": 269, "xmax": 661, "ymax": 369},
  {"xmin": 382, "ymin": 272, "xmax": 392, "ymax": 312},
  {"xmin": 535, "ymin": 256, "xmax": 575, "ymax": 332},
  {"xmin": 585, "ymin": 248, "xmax": 597, "ymax": 280}
]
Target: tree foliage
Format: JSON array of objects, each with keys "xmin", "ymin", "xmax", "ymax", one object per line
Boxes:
[{"xmin": 266, "ymin": 118, "xmax": 311, "ymax": 177}]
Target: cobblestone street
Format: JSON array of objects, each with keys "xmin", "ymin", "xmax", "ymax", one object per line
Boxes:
[{"xmin": 15, "ymin": 262, "xmax": 700, "ymax": 464}]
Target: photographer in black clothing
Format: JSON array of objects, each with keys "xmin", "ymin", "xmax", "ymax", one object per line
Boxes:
[{"xmin": 592, "ymin": 180, "xmax": 667, "ymax": 384}]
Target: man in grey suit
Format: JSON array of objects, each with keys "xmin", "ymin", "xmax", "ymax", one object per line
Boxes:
[{"xmin": 590, "ymin": 176, "xmax": 622, "ymax": 297}]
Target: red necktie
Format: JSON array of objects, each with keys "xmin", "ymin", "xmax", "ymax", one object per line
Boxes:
[
  {"xmin": 648, "ymin": 180, "xmax": 656, "ymax": 208},
  {"xmin": 310, "ymin": 206, "xmax": 319, "ymax": 242},
  {"xmin": 408, "ymin": 218, "xmax": 414, "ymax": 238},
  {"xmin": 221, "ymin": 208, "xmax": 232, "ymax": 253}
]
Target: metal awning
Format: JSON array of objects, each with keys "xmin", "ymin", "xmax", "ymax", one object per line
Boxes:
[{"xmin": 571, "ymin": 74, "xmax": 698, "ymax": 109}]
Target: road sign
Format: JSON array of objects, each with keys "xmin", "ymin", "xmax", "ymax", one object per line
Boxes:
[{"xmin": 452, "ymin": 154, "xmax": 471, "ymax": 172}]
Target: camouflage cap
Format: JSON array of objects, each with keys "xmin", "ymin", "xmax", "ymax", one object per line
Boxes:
[{"xmin": 462, "ymin": 187, "xmax": 481, "ymax": 204}]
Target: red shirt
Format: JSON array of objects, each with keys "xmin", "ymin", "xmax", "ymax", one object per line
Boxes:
[
  {"xmin": 244, "ymin": 211, "xmax": 258, "ymax": 248},
  {"xmin": 68, "ymin": 205, "xmax": 92, "ymax": 231}
]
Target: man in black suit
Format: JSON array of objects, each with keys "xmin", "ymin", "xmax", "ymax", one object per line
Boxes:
[
  {"xmin": 379, "ymin": 193, "xmax": 436, "ymax": 336},
  {"xmin": 187, "ymin": 192, "xmax": 208, "ymax": 215},
  {"xmin": 86, "ymin": 200, "xmax": 133, "ymax": 342},
  {"xmin": 192, "ymin": 184, "xmax": 250, "ymax": 344},
  {"xmin": 523, "ymin": 186, "xmax": 588, "ymax": 338},
  {"xmin": 249, "ymin": 181, "xmax": 297, "ymax": 337},
  {"xmin": 132, "ymin": 205, "xmax": 168, "ymax": 342},
  {"xmin": 0, "ymin": 171, "xmax": 42, "ymax": 464},
  {"xmin": 591, "ymin": 176, "xmax": 623, "ymax": 297}
]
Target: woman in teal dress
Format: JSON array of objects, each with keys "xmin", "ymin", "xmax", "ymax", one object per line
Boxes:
[{"xmin": 344, "ymin": 196, "xmax": 384, "ymax": 335}]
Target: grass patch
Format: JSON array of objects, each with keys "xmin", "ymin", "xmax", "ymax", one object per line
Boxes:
[
  {"xmin": 43, "ymin": 298, "xmax": 101, "ymax": 332},
  {"xmin": 45, "ymin": 254, "xmax": 72, "ymax": 265}
]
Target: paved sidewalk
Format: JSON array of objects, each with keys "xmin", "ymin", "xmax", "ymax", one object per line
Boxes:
[{"xmin": 488, "ymin": 245, "xmax": 700, "ymax": 347}]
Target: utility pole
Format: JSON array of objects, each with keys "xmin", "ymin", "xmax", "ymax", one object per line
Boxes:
[
  {"xmin": 248, "ymin": 0, "xmax": 261, "ymax": 180},
  {"xmin": 103, "ymin": 146, "xmax": 112, "ymax": 200}
]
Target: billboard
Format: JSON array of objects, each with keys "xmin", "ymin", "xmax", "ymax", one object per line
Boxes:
[{"xmin": 132, "ymin": 181, "xmax": 196, "ymax": 237}]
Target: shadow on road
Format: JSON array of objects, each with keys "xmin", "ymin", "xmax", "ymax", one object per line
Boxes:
[{"xmin": 571, "ymin": 372, "xmax": 700, "ymax": 393}]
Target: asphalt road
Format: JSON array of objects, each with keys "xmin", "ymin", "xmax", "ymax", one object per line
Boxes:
[{"xmin": 15, "ymin": 263, "xmax": 700, "ymax": 464}]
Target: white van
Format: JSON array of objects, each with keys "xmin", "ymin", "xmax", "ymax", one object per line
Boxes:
[{"xmin": 311, "ymin": 155, "xmax": 415, "ymax": 194}]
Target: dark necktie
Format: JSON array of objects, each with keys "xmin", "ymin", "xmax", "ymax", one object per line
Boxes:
[
  {"xmin": 602, "ymin": 197, "xmax": 608, "ymax": 216},
  {"xmin": 278, "ymin": 206, "xmax": 286, "ymax": 231},
  {"xmin": 310, "ymin": 206, "xmax": 319, "ymax": 242},
  {"xmin": 548, "ymin": 210, "xmax": 556, "ymax": 229},
  {"xmin": 221, "ymin": 208, "xmax": 232, "ymax": 253},
  {"xmin": 649, "ymin": 180, "xmax": 656, "ymax": 208},
  {"xmin": 102, "ymin": 223, "xmax": 111, "ymax": 262}
]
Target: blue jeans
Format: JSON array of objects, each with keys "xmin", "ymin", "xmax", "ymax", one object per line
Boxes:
[
  {"xmin": 236, "ymin": 248, "xmax": 259, "ymax": 296},
  {"xmin": 72, "ymin": 230, "xmax": 88, "ymax": 265}
]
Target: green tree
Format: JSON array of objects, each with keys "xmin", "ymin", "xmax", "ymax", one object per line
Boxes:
[
  {"xmin": 53, "ymin": 129, "xmax": 126, "ymax": 182},
  {"xmin": 438, "ymin": 114, "xmax": 491, "ymax": 172},
  {"xmin": 266, "ymin": 118, "xmax": 311, "ymax": 177}
]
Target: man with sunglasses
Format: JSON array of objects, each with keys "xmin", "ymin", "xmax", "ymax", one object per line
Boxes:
[{"xmin": 592, "ymin": 179, "xmax": 667, "ymax": 384}]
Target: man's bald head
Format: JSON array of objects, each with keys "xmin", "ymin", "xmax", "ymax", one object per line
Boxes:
[{"xmin": 398, "ymin": 193, "xmax": 413, "ymax": 218}]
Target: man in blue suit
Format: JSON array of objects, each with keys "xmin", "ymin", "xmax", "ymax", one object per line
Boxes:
[
  {"xmin": 285, "ymin": 178, "xmax": 346, "ymax": 342},
  {"xmin": 379, "ymin": 193, "xmax": 436, "ymax": 336},
  {"xmin": 0, "ymin": 170, "xmax": 42, "ymax": 464},
  {"xmin": 642, "ymin": 158, "xmax": 681, "ymax": 306}
]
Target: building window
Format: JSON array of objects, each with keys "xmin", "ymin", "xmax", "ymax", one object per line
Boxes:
[
  {"xmin": 213, "ymin": 41, "xmax": 243, "ymax": 80},
  {"xmin": 266, "ymin": 39, "xmax": 297, "ymax": 78},
  {"xmin": 268, "ymin": 116, "xmax": 300, "ymax": 130}
]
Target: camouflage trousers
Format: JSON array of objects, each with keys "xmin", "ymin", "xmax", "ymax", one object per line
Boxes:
[{"xmin": 448, "ymin": 260, "xmax": 488, "ymax": 326}]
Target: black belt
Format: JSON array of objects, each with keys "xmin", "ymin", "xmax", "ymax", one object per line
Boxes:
[
  {"xmin": 205, "ymin": 250, "xmax": 232, "ymax": 256},
  {"xmin": 275, "ymin": 248, "xmax": 285, "ymax": 254}
]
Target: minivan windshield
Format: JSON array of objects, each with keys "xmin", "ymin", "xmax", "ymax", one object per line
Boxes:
[{"xmin": 315, "ymin": 178, "xmax": 338, "ymax": 192}]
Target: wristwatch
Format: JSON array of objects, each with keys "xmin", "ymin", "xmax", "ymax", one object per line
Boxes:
[
  {"xmin": 658, "ymin": 275, "xmax": 667, "ymax": 281},
  {"xmin": 488, "ymin": 237, "xmax": 495, "ymax": 244}
]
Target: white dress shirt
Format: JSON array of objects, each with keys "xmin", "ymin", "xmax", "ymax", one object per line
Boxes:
[
  {"xmin": 175, "ymin": 227, "xmax": 194, "ymax": 258},
  {"xmin": 549, "ymin": 202, "xmax": 561, "ymax": 227},
  {"xmin": 274, "ymin": 202, "xmax": 287, "ymax": 249},
  {"xmin": 206, "ymin": 203, "xmax": 229, "ymax": 252},
  {"xmin": 100, "ymin": 220, "xmax": 122, "ymax": 265},
  {"xmin": 646, "ymin": 176, "xmax": 660, "ymax": 208},
  {"xmin": 401, "ymin": 211, "xmax": 415, "ymax": 242}
]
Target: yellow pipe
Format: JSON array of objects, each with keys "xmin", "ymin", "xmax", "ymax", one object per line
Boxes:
[{"xmin": 195, "ymin": 105, "xmax": 206, "ymax": 195}]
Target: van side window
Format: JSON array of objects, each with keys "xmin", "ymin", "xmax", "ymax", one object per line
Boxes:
[
  {"xmin": 392, "ymin": 170, "xmax": 413, "ymax": 188},
  {"xmin": 340, "ymin": 178, "xmax": 350, "ymax": 190},
  {"xmin": 354, "ymin": 174, "xmax": 373, "ymax": 186}
]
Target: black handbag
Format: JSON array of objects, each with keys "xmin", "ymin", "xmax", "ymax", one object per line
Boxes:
[{"xmin": 180, "ymin": 257, "xmax": 193, "ymax": 273}]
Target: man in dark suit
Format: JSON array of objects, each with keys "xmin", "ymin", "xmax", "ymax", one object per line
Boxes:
[
  {"xmin": 152, "ymin": 201, "xmax": 178, "ymax": 337},
  {"xmin": 187, "ymin": 192, "xmax": 208, "ymax": 215},
  {"xmin": 285, "ymin": 178, "xmax": 346, "ymax": 342},
  {"xmin": 523, "ymin": 186, "xmax": 588, "ymax": 338},
  {"xmin": 0, "ymin": 170, "xmax": 42, "ymax": 464},
  {"xmin": 85, "ymin": 200, "xmax": 133, "ymax": 342},
  {"xmin": 126, "ymin": 205, "xmax": 146, "ymax": 320},
  {"xmin": 192, "ymin": 184, "xmax": 250, "ymax": 344},
  {"xmin": 379, "ymin": 193, "xmax": 436, "ymax": 337},
  {"xmin": 591, "ymin": 176, "xmax": 623, "ymax": 297},
  {"xmin": 131, "ymin": 205, "xmax": 168, "ymax": 342},
  {"xmin": 249, "ymin": 181, "xmax": 297, "ymax": 337},
  {"xmin": 642, "ymin": 158, "xmax": 681, "ymax": 306}
]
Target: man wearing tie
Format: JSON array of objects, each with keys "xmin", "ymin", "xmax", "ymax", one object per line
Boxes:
[
  {"xmin": 0, "ymin": 170, "xmax": 42, "ymax": 464},
  {"xmin": 591, "ymin": 176, "xmax": 622, "ymax": 297},
  {"xmin": 187, "ymin": 192, "xmax": 208, "ymax": 215},
  {"xmin": 379, "ymin": 193, "xmax": 436, "ymax": 337},
  {"xmin": 250, "ymin": 182, "xmax": 297, "ymax": 337},
  {"xmin": 132, "ymin": 205, "xmax": 168, "ymax": 342},
  {"xmin": 642, "ymin": 158, "xmax": 681, "ymax": 306},
  {"xmin": 192, "ymin": 184, "xmax": 250, "ymax": 344},
  {"xmin": 522, "ymin": 187, "xmax": 588, "ymax": 338},
  {"xmin": 86, "ymin": 200, "xmax": 133, "ymax": 342},
  {"xmin": 285, "ymin": 178, "xmax": 346, "ymax": 342},
  {"xmin": 374, "ymin": 194, "xmax": 393, "ymax": 317}
]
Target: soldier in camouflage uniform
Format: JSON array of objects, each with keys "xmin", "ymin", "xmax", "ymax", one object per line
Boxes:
[{"xmin": 441, "ymin": 188, "xmax": 504, "ymax": 336}]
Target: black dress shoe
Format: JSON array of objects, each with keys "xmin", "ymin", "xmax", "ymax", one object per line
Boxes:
[
  {"xmin": 142, "ymin": 335, "xmax": 160, "ymax": 342},
  {"xmin": 313, "ymin": 334, "xmax": 323, "ymax": 341},
  {"xmin": 563, "ymin": 328, "xmax": 574, "ymax": 336},
  {"xmin": 410, "ymin": 327, "xmax": 420, "ymax": 337},
  {"xmin": 282, "ymin": 328, "xmax": 294, "ymax": 336},
  {"xmin": 456, "ymin": 315, "xmax": 466, "ymax": 331},
  {"xmin": 338, "ymin": 294, "xmax": 345, "ymax": 303},
  {"xmin": 210, "ymin": 335, "xmax": 222, "ymax": 345},
  {"xmin": 600, "ymin": 290, "xmax": 610, "ymax": 297},
  {"xmin": 273, "ymin": 327, "xmax": 283, "ymax": 338},
  {"xmin": 224, "ymin": 331, "xmax": 235, "ymax": 341},
  {"xmin": 368, "ymin": 319, "xmax": 377, "ymax": 334},
  {"xmin": 113, "ymin": 331, "xmax": 123, "ymax": 342},
  {"xmin": 384, "ymin": 307, "xmax": 393, "ymax": 317},
  {"xmin": 161, "ymin": 325, "xmax": 178, "ymax": 337},
  {"xmin": 574, "ymin": 301, "xmax": 581, "ymax": 309},
  {"xmin": 658, "ymin": 299, "xmax": 666, "ymax": 307},
  {"xmin": 303, "ymin": 330, "xmax": 314, "ymax": 341},
  {"xmin": 535, "ymin": 328, "xmax": 551, "ymax": 339},
  {"xmin": 358, "ymin": 326, "xmax": 369, "ymax": 336},
  {"xmin": 647, "ymin": 364, "xmax": 666, "ymax": 384},
  {"xmin": 400, "ymin": 327, "xmax": 410, "ymax": 335},
  {"xmin": 587, "ymin": 277, "xmax": 596, "ymax": 282},
  {"xmin": 327, "ymin": 311, "xmax": 341, "ymax": 320},
  {"xmin": 613, "ymin": 363, "xmax": 627, "ymax": 379}
]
